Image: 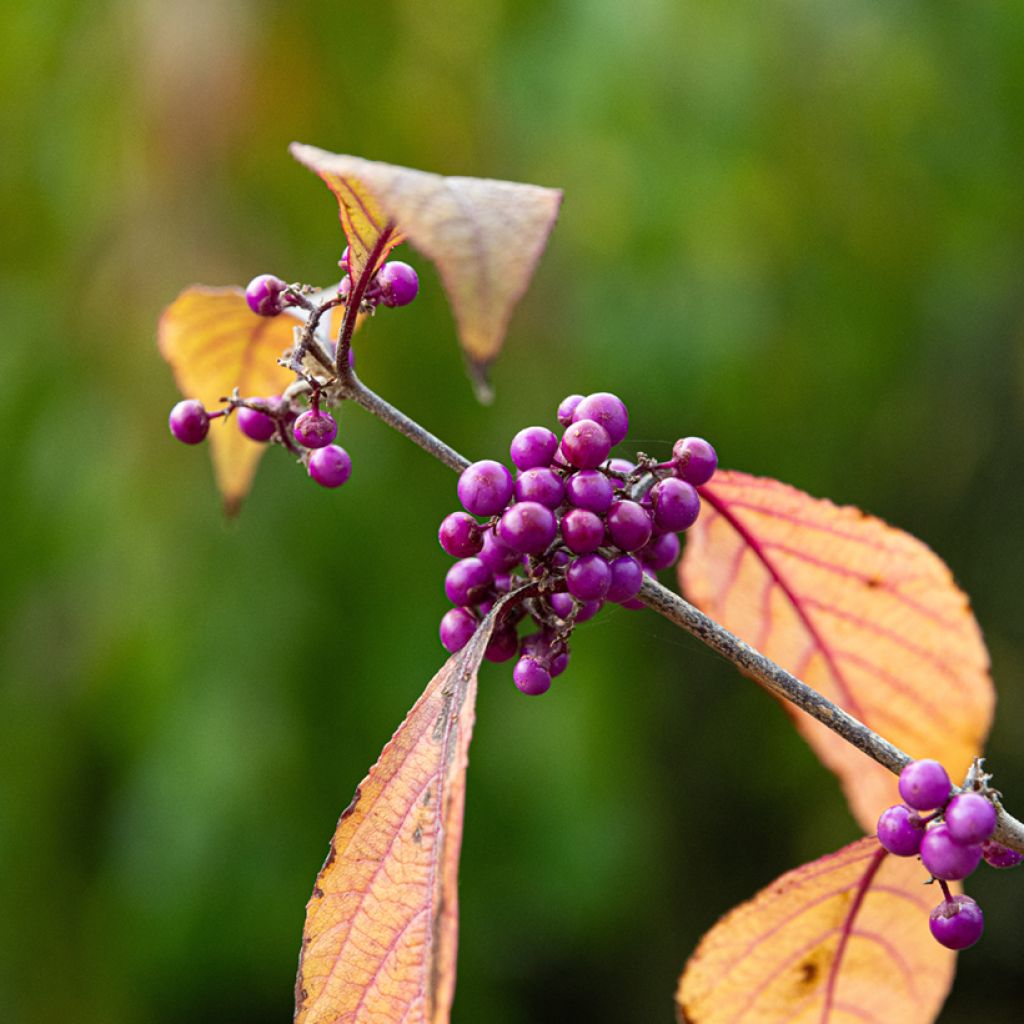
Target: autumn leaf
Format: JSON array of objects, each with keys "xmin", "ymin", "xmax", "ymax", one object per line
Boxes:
[
  {"xmin": 679, "ymin": 470, "xmax": 994, "ymax": 831},
  {"xmin": 293, "ymin": 605, "xmax": 504, "ymax": 1024},
  {"xmin": 290, "ymin": 143, "xmax": 562, "ymax": 400},
  {"xmin": 675, "ymin": 837, "xmax": 955, "ymax": 1024},
  {"xmin": 158, "ymin": 286, "xmax": 298, "ymax": 514}
]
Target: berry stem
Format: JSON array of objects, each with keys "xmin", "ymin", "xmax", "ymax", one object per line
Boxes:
[{"xmin": 335, "ymin": 224, "xmax": 398, "ymax": 376}]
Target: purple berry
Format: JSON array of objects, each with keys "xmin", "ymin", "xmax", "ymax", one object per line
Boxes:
[
  {"xmin": 929, "ymin": 894, "xmax": 984, "ymax": 950},
  {"xmin": 294, "ymin": 409, "xmax": 338, "ymax": 449},
  {"xmin": 561, "ymin": 508, "xmax": 605, "ymax": 554},
  {"xmin": 515, "ymin": 467, "xmax": 566, "ymax": 509},
  {"xmin": 566, "ymin": 554, "xmax": 611, "ymax": 602},
  {"xmin": 945, "ymin": 793, "xmax": 997, "ymax": 846},
  {"xmin": 920, "ymin": 823, "xmax": 982, "ymax": 880},
  {"xmin": 573, "ymin": 392, "xmax": 629, "ymax": 446},
  {"xmin": 438, "ymin": 512, "xmax": 483, "ymax": 558},
  {"xmin": 444, "ymin": 557, "xmax": 492, "ymax": 606},
  {"xmin": 440, "ymin": 607, "xmax": 478, "ymax": 653},
  {"xmin": 639, "ymin": 531, "xmax": 681, "ymax": 572},
  {"xmin": 875, "ymin": 804, "xmax": 925, "ymax": 856},
  {"xmin": 308, "ymin": 445, "xmax": 352, "ymax": 488},
  {"xmin": 898, "ymin": 759, "xmax": 952, "ymax": 811},
  {"xmin": 514, "ymin": 657, "xmax": 551, "ymax": 696},
  {"xmin": 169, "ymin": 399, "xmax": 210, "ymax": 445},
  {"xmin": 457, "ymin": 460, "xmax": 514, "ymax": 517},
  {"xmin": 672, "ymin": 437, "xmax": 718, "ymax": 486},
  {"xmin": 547, "ymin": 592, "xmax": 575, "ymax": 620},
  {"xmin": 606, "ymin": 500, "xmax": 654, "ymax": 552},
  {"xmin": 606, "ymin": 555, "xmax": 644, "ymax": 603},
  {"xmin": 497, "ymin": 501, "xmax": 558, "ymax": 555},
  {"xmin": 237, "ymin": 403, "xmax": 276, "ymax": 442},
  {"xmin": 377, "ymin": 260, "xmax": 420, "ymax": 307},
  {"xmin": 565, "ymin": 470, "xmax": 614, "ymax": 513},
  {"xmin": 981, "ymin": 839, "xmax": 1023, "ymax": 869},
  {"xmin": 484, "ymin": 626, "xmax": 519, "ymax": 663},
  {"xmin": 510, "ymin": 426, "xmax": 559, "ymax": 471},
  {"xmin": 557, "ymin": 394, "xmax": 585, "ymax": 427},
  {"xmin": 245, "ymin": 274, "xmax": 289, "ymax": 316},
  {"xmin": 560, "ymin": 419, "xmax": 612, "ymax": 470},
  {"xmin": 575, "ymin": 599, "xmax": 603, "ymax": 623},
  {"xmin": 650, "ymin": 478, "xmax": 701, "ymax": 533},
  {"xmin": 477, "ymin": 527, "xmax": 522, "ymax": 573}
]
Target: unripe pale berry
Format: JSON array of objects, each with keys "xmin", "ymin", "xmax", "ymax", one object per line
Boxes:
[
  {"xmin": 308, "ymin": 445, "xmax": 352, "ymax": 488},
  {"xmin": 169, "ymin": 399, "xmax": 210, "ymax": 444}
]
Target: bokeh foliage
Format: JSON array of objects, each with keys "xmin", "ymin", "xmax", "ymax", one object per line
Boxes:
[{"xmin": 2, "ymin": 1, "xmax": 1023, "ymax": 1021}]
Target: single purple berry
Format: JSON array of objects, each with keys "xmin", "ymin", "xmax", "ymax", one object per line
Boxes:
[
  {"xmin": 444, "ymin": 557, "xmax": 493, "ymax": 607},
  {"xmin": 560, "ymin": 419, "xmax": 612, "ymax": 470},
  {"xmin": 650, "ymin": 477, "xmax": 701, "ymax": 533},
  {"xmin": 672, "ymin": 436, "xmax": 718, "ymax": 486},
  {"xmin": 876, "ymin": 804, "xmax": 925, "ymax": 857},
  {"xmin": 920, "ymin": 823, "xmax": 982, "ymax": 880},
  {"xmin": 606, "ymin": 555, "xmax": 644, "ymax": 603},
  {"xmin": 606, "ymin": 499, "xmax": 654, "ymax": 552},
  {"xmin": 245, "ymin": 274, "xmax": 289, "ymax": 317},
  {"xmin": 575, "ymin": 599, "xmax": 603, "ymax": 623},
  {"xmin": 547, "ymin": 592, "xmax": 575, "ymax": 620},
  {"xmin": 561, "ymin": 508, "xmax": 605, "ymax": 554},
  {"xmin": 522, "ymin": 633, "xmax": 570, "ymax": 677},
  {"xmin": 945, "ymin": 793, "xmax": 997, "ymax": 846},
  {"xmin": 565, "ymin": 470, "xmax": 614, "ymax": 514},
  {"xmin": 981, "ymin": 839, "xmax": 1023, "ymax": 869},
  {"xmin": 169, "ymin": 399, "xmax": 210, "ymax": 445},
  {"xmin": 515, "ymin": 467, "xmax": 566, "ymax": 509},
  {"xmin": 477, "ymin": 527, "xmax": 522, "ymax": 573},
  {"xmin": 457, "ymin": 460, "xmax": 514, "ymax": 517},
  {"xmin": 510, "ymin": 426, "xmax": 559, "ymax": 471},
  {"xmin": 438, "ymin": 512, "xmax": 483, "ymax": 558},
  {"xmin": 237, "ymin": 403, "xmax": 276, "ymax": 442},
  {"xmin": 898, "ymin": 759, "xmax": 952, "ymax": 811},
  {"xmin": 639, "ymin": 531, "xmax": 681, "ymax": 572},
  {"xmin": 440, "ymin": 607, "xmax": 478, "ymax": 653},
  {"xmin": 294, "ymin": 409, "xmax": 338, "ymax": 449},
  {"xmin": 514, "ymin": 657, "xmax": 552, "ymax": 696},
  {"xmin": 929, "ymin": 894, "xmax": 984, "ymax": 950},
  {"xmin": 573, "ymin": 392, "xmax": 629, "ymax": 446},
  {"xmin": 498, "ymin": 501, "xmax": 558, "ymax": 555},
  {"xmin": 308, "ymin": 444, "xmax": 352, "ymax": 488},
  {"xmin": 377, "ymin": 261, "xmax": 419, "ymax": 307},
  {"xmin": 484, "ymin": 626, "xmax": 519, "ymax": 663},
  {"xmin": 557, "ymin": 394, "xmax": 585, "ymax": 427},
  {"xmin": 566, "ymin": 553, "xmax": 611, "ymax": 602}
]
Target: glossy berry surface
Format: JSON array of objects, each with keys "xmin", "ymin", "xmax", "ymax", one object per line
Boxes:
[
  {"xmin": 560, "ymin": 419, "xmax": 612, "ymax": 469},
  {"xmin": 439, "ymin": 607, "xmax": 478, "ymax": 653},
  {"xmin": 169, "ymin": 400, "xmax": 210, "ymax": 444},
  {"xmin": 981, "ymin": 839, "xmax": 1023, "ymax": 869},
  {"xmin": 573, "ymin": 392, "xmax": 629, "ymax": 446},
  {"xmin": 438, "ymin": 512, "xmax": 483, "ymax": 558},
  {"xmin": 606, "ymin": 555, "xmax": 643, "ymax": 603},
  {"xmin": 245, "ymin": 274, "xmax": 289, "ymax": 316},
  {"xmin": 944, "ymin": 793, "xmax": 997, "ymax": 846},
  {"xmin": 672, "ymin": 436, "xmax": 718, "ymax": 485},
  {"xmin": 565, "ymin": 470, "xmax": 614, "ymax": 513},
  {"xmin": 510, "ymin": 426, "xmax": 559, "ymax": 471},
  {"xmin": 876, "ymin": 804, "xmax": 924, "ymax": 856},
  {"xmin": 566, "ymin": 554, "xmax": 611, "ymax": 601},
  {"xmin": 929, "ymin": 895, "xmax": 984, "ymax": 950},
  {"xmin": 498, "ymin": 502, "xmax": 558, "ymax": 554},
  {"xmin": 294, "ymin": 409, "xmax": 338, "ymax": 449},
  {"xmin": 650, "ymin": 478, "xmax": 701, "ymax": 532},
  {"xmin": 484, "ymin": 626, "xmax": 519, "ymax": 663},
  {"xmin": 237, "ymin": 404, "xmax": 276, "ymax": 442},
  {"xmin": 920, "ymin": 824, "xmax": 982, "ymax": 880},
  {"xmin": 640, "ymin": 531, "xmax": 681, "ymax": 572},
  {"xmin": 377, "ymin": 261, "xmax": 419, "ymax": 307},
  {"xmin": 307, "ymin": 445, "xmax": 352, "ymax": 488},
  {"xmin": 898, "ymin": 759, "xmax": 951, "ymax": 811},
  {"xmin": 457, "ymin": 460, "xmax": 514, "ymax": 516},
  {"xmin": 557, "ymin": 394, "xmax": 584, "ymax": 427},
  {"xmin": 444, "ymin": 558, "xmax": 492, "ymax": 607},
  {"xmin": 560, "ymin": 508, "xmax": 605, "ymax": 554},
  {"xmin": 606, "ymin": 500, "xmax": 654, "ymax": 552},
  {"xmin": 514, "ymin": 468, "xmax": 565, "ymax": 509},
  {"xmin": 513, "ymin": 657, "xmax": 551, "ymax": 696}
]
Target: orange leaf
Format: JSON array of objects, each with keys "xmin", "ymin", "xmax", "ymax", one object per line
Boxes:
[
  {"xmin": 679, "ymin": 471, "xmax": 994, "ymax": 831},
  {"xmin": 290, "ymin": 143, "xmax": 562, "ymax": 400},
  {"xmin": 293, "ymin": 609, "xmax": 501, "ymax": 1024},
  {"xmin": 676, "ymin": 837, "xmax": 955, "ymax": 1024},
  {"xmin": 158, "ymin": 286, "xmax": 298, "ymax": 514}
]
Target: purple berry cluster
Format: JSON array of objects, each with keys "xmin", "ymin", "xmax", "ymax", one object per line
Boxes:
[
  {"xmin": 875, "ymin": 758, "xmax": 1019, "ymax": 950},
  {"xmin": 437, "ymin": 392, "xmax": 718, "ymax": 696}
]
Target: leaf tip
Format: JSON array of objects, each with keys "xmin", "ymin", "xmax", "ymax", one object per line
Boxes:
[{"xmin": 468, "ymin": 360, "xmax": 495, "ymax": 404}]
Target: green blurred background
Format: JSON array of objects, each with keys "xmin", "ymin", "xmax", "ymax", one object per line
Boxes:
[{"xmin": 3, "ymin": 1, "xmax": 1024, "ymax": 1020}]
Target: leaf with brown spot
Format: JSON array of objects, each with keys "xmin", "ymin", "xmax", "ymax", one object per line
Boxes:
[
  {"xmin": 293, "ymin": 604, "xmax": 504, "ymax": 1024},
  {"xmin": 158, "ymin": 286, "xmax": 298, "ymax": 514},
  {"xmin": 679, "ymin": 470, "xmax": 994, "ymax": 830},
  {"xmin": 676, "ymin": 838, "xmax": 955, "ymax": 1024},
  {"xmin": 290, "ymin": 143, "xmax": 562, "ymax": 400}
]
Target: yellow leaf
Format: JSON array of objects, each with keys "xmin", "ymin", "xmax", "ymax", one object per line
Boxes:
[
  {"xmin": 679, "ymin": 471, "xmax": 994, "ymax": 831},
  {"xmin": 676, "ymin": 838, "xmax": 956, "ymax": 1024},
  {"xmin": 290, "ymin": 143, "xmax": 562, "ymax": 400},
  {"xmin": 158, "ymin": 287, "xmax": 298, "ymax": 514},
  {"xmin": 293, "ymin": 609, "xmax": 501, "ymax": 1024}
]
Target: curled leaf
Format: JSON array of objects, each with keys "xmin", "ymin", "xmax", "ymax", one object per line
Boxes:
[
  {"xmin": 676, "ymin": 837, "xmax": 955, "ymax": 1024},
  {"xmin": 158, "ymin": 287, "xmax": 297, "ymax": 514},
  {"xmin": 290, "ymin": 143, "xmax": 562, "ymax": 400},
  {"xmin": 680, "ymin": 471, "xmax": 994, "ymax": 831},
  {"xmin": 293, "ymin": 607, "xmax": 503, "ymax": 1024}
]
